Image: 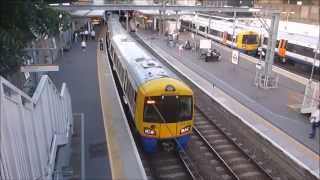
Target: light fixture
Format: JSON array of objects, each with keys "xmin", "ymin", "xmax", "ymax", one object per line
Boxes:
[
  {"xmin": 248, "ymin": 8, "xmax": 260, "ymax": 12},
  {"xmin": 144, "ymin": 128, "xmax": 156, "ymax": 135}
]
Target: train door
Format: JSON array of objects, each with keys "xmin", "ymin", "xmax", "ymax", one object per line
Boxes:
[
  {"xmin": 222, "ymin": 31, "xmax": 228, "ymax": 44},
  {"xmin": 278, "ymin": 39, "xmax": 288, "ymax": 63},
  {"xmin": 123, "ymin": 70, "xmax": 128, "ymax": 92}
]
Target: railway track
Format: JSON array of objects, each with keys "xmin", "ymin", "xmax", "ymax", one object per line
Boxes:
[
  {"xmin": 132, "ymin": 32, "xmax": 291, "ymax": 180},
  {"xmin": 191, "ymin": 107, "xmax": 275, "ymax": 180},
  {"xmin": 140, "ymin": 150, "xmax": 202, "ymax": 180}
]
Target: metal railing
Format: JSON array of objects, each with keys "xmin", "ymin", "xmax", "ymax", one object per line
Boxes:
[{"xmin": 0, "ymin": 75, "xmax": 73, "ymax": 180}]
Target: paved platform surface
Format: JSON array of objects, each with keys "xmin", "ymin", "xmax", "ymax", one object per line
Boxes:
[
  {"xmin": 137, "ymin": 29, "xmax": 320, "ymax": 154},
  {"xmin": 136, "ymin": 29, "xmax": 320, "ymax": 178},
  {"xmin": 50, "ymin": 26, "xmax": 111, "ymax": 179},
  {"xmin": 97, "ymin": 27, "xmax": 147, "ymax": 180}
]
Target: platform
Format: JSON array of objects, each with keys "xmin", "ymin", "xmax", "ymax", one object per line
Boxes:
[
  {"xmin": 135, "ymin": 29, "xmax": 320, "ymax": 178},
  {"xmin": 97, "ymin": 27, "xmax": 147, "ymax": 180},
  {"xmin": 50, "ymin": 27, "xmax": 110, "ymax": 178}
]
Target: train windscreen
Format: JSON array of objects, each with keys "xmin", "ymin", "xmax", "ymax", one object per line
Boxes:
[
  {"xmin": 243, "ymin": 35, "xmax": 257, "ymax": 44},
  {"xmin": 144, "ymin": 96, "xmax": 193, "ymax": 123}
]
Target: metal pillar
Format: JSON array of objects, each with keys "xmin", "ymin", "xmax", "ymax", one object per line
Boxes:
[
  {"xmin": 195, "ymin": 12, "xmax": 198, "ymax": 36},
  {"xmin": 310, "ymin": 41, "xmax": 320, "ymax": 81},
  {"xmin": 153, "ymin": 17, "xmax": 157, "ymax": 31},
  {"xmin": 231, "ymin": 11, "xmax": 236, "ymax": 48},
  {"xmin": 264, "ymin": 13, "xmax": 280, "ymax": 76},
  {"xmin": 207, "ymin": 15, "xmax": 211, "ymax": 38},
  {"xmin": 126, "ymin": 11, "xmax": 129, "ymax": 31},
  {"xmin": 175, "ymin": 11, "xmax": 178, "ymax": 33},
  {"xmin": 255, "ymin": 13, "xmax": 280, "ymax": 89},
  {"xmin": 158, "ymin": 10, "xmax": 161, "ymax": 35}
]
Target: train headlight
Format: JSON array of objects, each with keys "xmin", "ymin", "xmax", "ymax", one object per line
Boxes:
[
  {"xmin": 144, "ymin": 127, "xmax": 156, "ymax": 135},
  {"xmin": 180, "ymin": 126, "xmax": 191, "ymax": 134}
]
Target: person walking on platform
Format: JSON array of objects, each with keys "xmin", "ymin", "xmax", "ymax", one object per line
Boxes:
[
  {"xmin": 99, "ymin": 38, "xmax": 104, "ymax": 51},
  {"xmin": 91, "ymin": 30, "xmax": 96, "ymax": 40},
  {"xmin": 81, "ymin": 40, "xmax": 87, "ymax": 52},
  {"xmin": 309, "ymin": 105, "xmax": 320, "ymax": 139}
]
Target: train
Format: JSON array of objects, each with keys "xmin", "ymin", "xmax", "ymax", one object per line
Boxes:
[
  {"xmin": 180, "ymin": 15, "xmax": 260, "ymax": 54},
  {"xmin": 106, "ymin": 14, "xmax": 194, "ymax": 153},
  {"xmin": 180, "ymin": 14, "xmax": 320, "ymax": 70}
]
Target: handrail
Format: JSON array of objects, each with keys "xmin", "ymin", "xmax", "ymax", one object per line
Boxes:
[{"xmin": 0, "ymin": 75, "xmax": 73, "ymax": 180}]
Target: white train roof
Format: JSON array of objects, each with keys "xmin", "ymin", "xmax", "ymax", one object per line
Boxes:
[
  {"xmin": 108, "ymin": 15, "xmax": 178, "ymax": 86},
  {"xmin": 181, "ymin": 15, "xmax": 319, "ymax": 49}
]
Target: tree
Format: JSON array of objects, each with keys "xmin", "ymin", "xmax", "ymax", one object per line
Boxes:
[{"xmin": 0, "ymin": 0, "xmax": 71, "ymax": 77}]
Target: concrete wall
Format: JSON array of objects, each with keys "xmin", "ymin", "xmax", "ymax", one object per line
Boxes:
[{"xmin": 254, "ymin": 1, "xmax": 319, "ymax": 24}]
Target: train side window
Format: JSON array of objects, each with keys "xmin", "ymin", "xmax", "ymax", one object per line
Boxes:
[
  {"xmin": 110, "ymin": 45, "xmax": 114, "ymax": 55},
  {"xmin": 227, "ymin": 34, "xmax": 232, "ymax": 41},
  {"xmin": 263, "ymin": 38, "xmax": 268, "ymax": 45},
  {"xmin": 276, "ymin": 40, "xmax": 280, "ymax": 48},
  {"xmin": 287, "ymin": 43, "xmax": 314, "ymax": 58},
  {"xmin": 123, "ymin": 71, "xmax": 128, "ymax": 92},
  {"xmin": 113, "ymin": 53, "xmax": 118, "ymax": 64},
  {"xmin": 119, "ymin": 65, "xmax": 124, "ymax": 83}
]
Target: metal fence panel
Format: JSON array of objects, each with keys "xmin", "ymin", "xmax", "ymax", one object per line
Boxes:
[{"xmin": 0, "ymin": 75, "xmax": 73, "ymax": 180}]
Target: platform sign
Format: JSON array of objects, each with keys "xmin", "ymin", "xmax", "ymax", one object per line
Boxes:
[
  {"xmin": 200, "ymin": 39, "xmax": 211, "ymax": 49},
  {"xmin": 232, "ymin": 50, "xmax": 239, "ymax": 64},
  {"xmin": 314, "ymin": 60, "xmax": 320, "ymax": 67},
  {"xmin": 21, "ymin": 64, "xmax": 59, "ymax": 72},
  {"xmin": 24, "ymin": 72, "xmax": 30, "ymax": 80}
]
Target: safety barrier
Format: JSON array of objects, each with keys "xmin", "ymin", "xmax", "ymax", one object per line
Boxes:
[{"xmin": 0, "ymin": 75, "xmax": 73, "ymax": 180}]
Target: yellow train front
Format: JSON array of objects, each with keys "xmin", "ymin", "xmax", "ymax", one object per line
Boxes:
[
  {"xmin": 235, "ymin": 31, "xmax": 259, "ymax": 54},
  {"xmin": 107, "ymin": 14, "xmax": 194, "ymax": 153},
  {"xmin": 136, "ymin": 78, "xmax": 193, "ymax": 153}
]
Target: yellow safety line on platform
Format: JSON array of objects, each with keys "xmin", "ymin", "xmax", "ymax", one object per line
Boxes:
[{"xmin": 97, "ymin": 27, "xmax": 125, "ymax": 180}]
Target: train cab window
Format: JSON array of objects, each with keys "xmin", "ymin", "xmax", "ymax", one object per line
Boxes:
[
  {"xmin": 242, "ymin": 35, "xmax": 258, "ymax": 44},
  {"xmin": 143, "ymin": 96, "xmax": 193, "ymax": 123},
  {"xmin": 199, "ymin": 26, "xmax": 205, "ymax": 32}
]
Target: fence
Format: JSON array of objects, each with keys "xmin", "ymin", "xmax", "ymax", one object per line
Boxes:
[
  {"xmin": 24, "ymin": 30, "xmax": 73, "ymax": 66},
  {"xmin": 0, "ymin": 75, "xmax": 73, "ymax": 180}
]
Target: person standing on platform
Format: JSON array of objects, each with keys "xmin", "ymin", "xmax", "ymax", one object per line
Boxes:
[
  {"xmin": 80, "ymin": 31, "xmax": 84, "ymax": 41},
  {"xmin": 309, "ymin": 105, "xmax": 320, "ymax": 139},
  {"xmin": 178, "ymin": 44, "xmax": 183, "ymax": 56},
  {"xmin": 84, "ymin": 30, "xmax": 89, "ymax": 41},
  {"xmin": 99, "ymin": 38, "xmax": 104, "ymax": 51},
  {"xmin": 74, "ymin": 32, "xmax": 78, "ymax": 43}
]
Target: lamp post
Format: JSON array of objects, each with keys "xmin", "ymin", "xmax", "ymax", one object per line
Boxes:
[
  {"xmin": 231, "ymin": 11, "xmax": 236, "ymax": 49},
  {"xmin": 58, "ymin": 13, "xmax": 64, "ymax": 56},
  {"xmin": 281, "ymin": 11, "xmax": 294, "ymax": 30}
]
